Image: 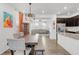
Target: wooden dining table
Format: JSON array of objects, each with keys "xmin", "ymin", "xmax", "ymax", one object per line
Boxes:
[
  {"xmin": 9, "ymin": 34, "xmax": 39, "ymax": 55},
  {"xmin": 25, "ymin": 34, "xmax": 39, "ymax": 55}
]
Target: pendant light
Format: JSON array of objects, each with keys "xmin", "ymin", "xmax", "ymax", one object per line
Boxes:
[
  {"xmin": 28, "ymin": 3, "xmax": 33, "ymax": 17},
  {"xmin": 27, "ymin": 3, "xmax": 35, "ymax": 22}
]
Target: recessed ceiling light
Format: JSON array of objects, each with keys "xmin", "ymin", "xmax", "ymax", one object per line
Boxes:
[
  {"xmin": 36, "ymin": 20, "xmax": 39, "ymax": 22},
  {"xmin": 64, "ymin": 6, "xmax": 67, "ymax": 10},
  {"xmin": 35, "ymin": 23, "xmax": 39, "ymax": 26},
  {"xmin": 42, "ymin": 23, "xmax": 46, "ymax": 26},
  {"xmin": 35, "ymin": 19, "xmax": 39, "ymax": 22},
  {"xmin": 77, "ymin": 8, "xmax": 79, "ymax": 11},
  {"xmin": 67, "ymin": 12, "xmax": 70, "ymax": 15},
  {"xmin": 57, "ymin": 12, "xmax": 61, "ymax": 14},
  {"xmin": 42, "ymin": 10, "xmax": 45, "ymax": 14}
]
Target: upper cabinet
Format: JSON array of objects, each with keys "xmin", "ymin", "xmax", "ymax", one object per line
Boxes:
[{"xmin": 57, "ymin": 15, "xmax": 79, "ymax": 27}]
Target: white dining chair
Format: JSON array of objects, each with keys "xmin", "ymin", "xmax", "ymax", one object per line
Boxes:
[
  {"xmin": 19, "ymin": 32, "xmax": 24, "ymax": 37},
  {"xmin": 7, "ymin": 39, "xmax": 31, "ymax": 55},
  {"xmin": 13, "ymin": 32, "xmax": 24, "ymax": 39}
]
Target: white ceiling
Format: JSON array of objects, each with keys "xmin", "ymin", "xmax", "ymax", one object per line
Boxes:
[{"xmin": 7, "ymin": 3, "xmax": 79, "ymax": 16}]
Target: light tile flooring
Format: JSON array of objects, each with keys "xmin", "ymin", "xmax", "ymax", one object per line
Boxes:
[{"xmin": 2, "ymin": 35, "xmax": 70, "ymax": 55}]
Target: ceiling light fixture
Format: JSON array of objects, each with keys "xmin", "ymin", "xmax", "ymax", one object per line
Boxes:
[
  {"xmin": 27, "ymin": 3, "xmax": 35, "ymax": 22},
  {"xmin": 28, "ymin": 3, "xmax": 33, "ymax": 17},
  {"xmin": 64, "ymin": 6, "xmax": 67, "ymax": 10},
  {"xmin": 57, "ymin": 12, "xmax": 61, "ymax": 14},
  {"xmin": 77, "ymin": 8, "xmax": 79, "ymax": 11},
  {"xmin": 67, "ymin": 12, "xmax": 70, "ymax": 15},
  {"xmin": 42, "ymin": 10, "xmax": 45, "ymax": 14},
  {"xmin": 35, "ymin": 23, "xmax": 39, "ymax": 26},
  {"xmin": 42, "ymin": 23, "xmax": 46, "ymax": 26}
]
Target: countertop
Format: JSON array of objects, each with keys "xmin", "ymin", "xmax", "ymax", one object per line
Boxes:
[{"xmin": 58, "ymin": 32, "xmax": 79, "ymax": 40}]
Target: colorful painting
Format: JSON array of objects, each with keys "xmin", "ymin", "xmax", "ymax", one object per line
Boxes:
[{"xmin": 3, "ymin": 12, "xmax": 13, "ymax": 28}]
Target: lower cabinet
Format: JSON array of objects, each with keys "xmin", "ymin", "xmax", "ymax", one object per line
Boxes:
[{"xmin": 58, "ymin": 34, "xmax": 79, "ymax": 55}]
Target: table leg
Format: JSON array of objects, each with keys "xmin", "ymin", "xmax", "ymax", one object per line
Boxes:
[
  {"xmin": 24, "ymin": 50, "xmax": 26, "ymax": 55},
  {"xmin": 10, "ymin": 50, "xmax": 14, "ymax": 55},
  {"xmin": 30, "ymin": 45, "xmax": 35, "ymax": 55}
]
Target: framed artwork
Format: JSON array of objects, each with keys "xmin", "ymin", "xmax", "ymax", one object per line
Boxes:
[{"xmin": 3, "ymin": 12, "xmax": 13, "ymax": 28}]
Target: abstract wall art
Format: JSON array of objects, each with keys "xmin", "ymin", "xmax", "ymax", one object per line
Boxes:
[{"xmin": 3, "ymin": 12, "xmax": 13, "ymax": 28}]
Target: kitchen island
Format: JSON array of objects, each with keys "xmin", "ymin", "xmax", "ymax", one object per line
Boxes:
[{"xmin": 58, "ymin": 32, "xmax": 79, "ymax": 55}]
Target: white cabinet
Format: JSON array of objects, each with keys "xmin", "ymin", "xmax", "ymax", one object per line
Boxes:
[{"xmin": 58, "ymin": 33, "xmax": 79, "ymax": 55}]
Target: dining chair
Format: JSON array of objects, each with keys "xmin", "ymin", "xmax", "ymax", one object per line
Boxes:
[
  {"xmin": 13, "ymin": 33, "xmax": 20, "ymax": 39},
  {"xmin": 13, "ymin": 32, "xmax": 24, "ymax": 38},
  {"xmin": 19, "ymin": 32, "xmax": 24, "ymax": 37},
  {"xmin": 7, "ymin": 39, "xmax": 31, "ymax": 55}
]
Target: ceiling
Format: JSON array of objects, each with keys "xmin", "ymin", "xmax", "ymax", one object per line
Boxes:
[{"xmin": 7, "ymin": 3, "xmax": 79, "ymax": 16}]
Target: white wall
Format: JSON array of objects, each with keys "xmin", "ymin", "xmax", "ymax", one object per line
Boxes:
[
  {"xmin": 49, "ymin": 15, "xmax": 56, "ymax": 39},
  {"xmin": 0, "ymin": 4, "xmax": 19, "ymax": 54}
]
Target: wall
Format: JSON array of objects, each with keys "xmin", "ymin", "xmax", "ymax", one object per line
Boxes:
[
  {"xmin": 49, "ymin": 15, "xmax": 56, "ymax": 39},
  {"xmin": 0, "ymin": 4, "xmax": 18, "ymax": 54}
]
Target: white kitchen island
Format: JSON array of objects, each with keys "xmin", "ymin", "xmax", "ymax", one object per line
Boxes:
[{"xmin": 58, "ymin": 33, "xmax": 79, "ymax": 55}]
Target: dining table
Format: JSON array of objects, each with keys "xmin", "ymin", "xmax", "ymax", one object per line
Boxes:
[
  {"xmin": 25, "ymin": 34, "xmax": 39, "ymax": 55},
  {"xmin": 9, "ymin": 34, "xmax": 39, "ymax": 55}
]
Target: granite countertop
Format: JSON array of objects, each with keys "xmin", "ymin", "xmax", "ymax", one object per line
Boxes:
[{"xmin": 59, "ymin": 32, "xmax": 79, "ymax": 40}]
